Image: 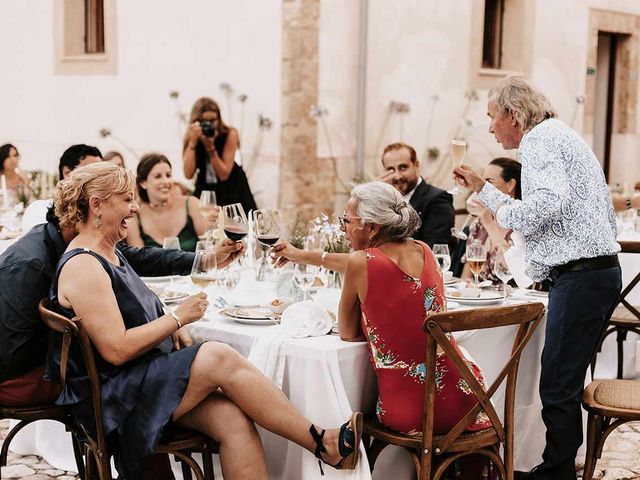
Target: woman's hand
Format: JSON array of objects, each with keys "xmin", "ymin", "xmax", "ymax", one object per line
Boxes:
[
  {"xmin": 172, "ymin": 327, "xmax": 194, "ymax": 351},
  {"xmin": 174, "ymin": 292, "xmax": 209, "ymax": 325},
  {"xmin": 271, "ymin": 242, "xmax": 304, "ymax": 268},
  {"xmin": 453, "ymin": 165, "xmax": 486, "ymax": 193},
  {"xmin": 186, "ymin": 122, "xmax": 202, "ymax": 147},
  {"xmin": 200, "ymin": 134, "xmax": 217, "ymax": 156},
  {"xmin": 467, "ymin": 200, "xmax": 493, "ymax": 225},
  {"xmin": 215, "ymin": 239, "xmax": 244, "ymax": 269}
]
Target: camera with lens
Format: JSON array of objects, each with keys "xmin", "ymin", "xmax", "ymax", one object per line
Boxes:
[{"xmin": 200, "ymin": 121, "xmax": 216, "ymax": 138}]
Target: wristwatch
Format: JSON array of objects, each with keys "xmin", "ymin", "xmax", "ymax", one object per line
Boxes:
[{"xmin": 626, "ymin": 198, "xmax": 633, "ymax": 210}]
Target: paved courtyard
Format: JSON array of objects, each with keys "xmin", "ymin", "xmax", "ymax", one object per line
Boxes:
[{"xmin": 1, "ymin": 419, "xmax": 640, "ymax": 479}]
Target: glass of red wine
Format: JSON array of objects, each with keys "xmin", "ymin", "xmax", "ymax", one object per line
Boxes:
[
  {"xmin": 222, "ymin": 203, "xmax": 249, "ymax": 242},
  {"xmin": 253, "ymin": 209, "xmax": 281, "ymax": 281}
]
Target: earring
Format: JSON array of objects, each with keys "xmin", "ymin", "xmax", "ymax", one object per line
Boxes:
[{"xmin": 93, "ymin": 214, "xmax": 102, "ymax": 229}]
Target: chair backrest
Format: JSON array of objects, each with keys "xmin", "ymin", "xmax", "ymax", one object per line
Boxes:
[
  {"xmin": 617, "ymin": 241, "xmax": 640, "ymax": 320},
  {"xmin": 38, "ymin": 298, "xmax": 109, "ymax": 462},
  {"xmin": 420, "ymin": 302, "xmax": 545, "ymax": 455}
]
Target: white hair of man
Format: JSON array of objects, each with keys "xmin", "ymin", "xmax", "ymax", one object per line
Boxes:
[
  {"xmin": 488, "ymin": 74, "xmax": 557, "ymax": 133},
  {"xmin": 350, "ymin": 181, "xmax": 421, "ymax": 244}
]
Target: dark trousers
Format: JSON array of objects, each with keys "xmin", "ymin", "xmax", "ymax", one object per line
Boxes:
[{"xmin": 534, "ymin": 266, "xmax": 621, "ymax": 479}]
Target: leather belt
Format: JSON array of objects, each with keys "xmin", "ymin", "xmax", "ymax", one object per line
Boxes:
[{"xmin": 552, "ymin": 254, "xmax": 619, "ymax": 277}]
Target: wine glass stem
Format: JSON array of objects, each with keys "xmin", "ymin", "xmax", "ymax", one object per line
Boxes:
[
  {"xmin": 503, "ymin": 282, "xmax": 508, "ymax": 304},
  {"xmin": 473, "ymin": 272, "xmax": 479, "ymax": 287}
]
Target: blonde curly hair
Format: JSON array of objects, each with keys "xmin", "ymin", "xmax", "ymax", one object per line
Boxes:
[
  {"xmin": 54, "ymin": 162, "xmax": 135, "ymax": 230},
  {"xmin": 488, "ymin": 75, "xmax": 557, "ymax": 133}
]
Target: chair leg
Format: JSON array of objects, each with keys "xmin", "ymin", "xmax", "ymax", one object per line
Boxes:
[
  {"xmin": 70, "ymin": 434, "xmax": 86, "ymax": 480},
  {"xmin": 201, "ymin": 444, "xmax": 216, "ymax": 479},
  {"xmin": 0, "ymin": 420, "xmax": 31, "ymax": 466},
  {"xmin": 179, "ymin": 457, "xmax": 193, "ymax": 480},
  {"xmin": 583, "ymin": 413, "xmax": 602, "ymax": 480},
  {"xmin": 616, "ymin": 329, "xmax": 628, "ymax": 379}
]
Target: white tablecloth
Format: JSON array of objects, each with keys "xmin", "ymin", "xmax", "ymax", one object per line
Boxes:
[{"xmin": 6, "ymin": 279, "xmax": 568, "ymax": 478}]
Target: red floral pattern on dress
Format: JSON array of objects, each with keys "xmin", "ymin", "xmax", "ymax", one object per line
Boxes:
[{"xmin": 362, "ymin": 242, "xmax": 492, "ymax": 435}]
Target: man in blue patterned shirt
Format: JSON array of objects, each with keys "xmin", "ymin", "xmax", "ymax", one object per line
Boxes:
[{"xmin": 454, "ymin": 75, "xmax": 621, "ymax": 480}]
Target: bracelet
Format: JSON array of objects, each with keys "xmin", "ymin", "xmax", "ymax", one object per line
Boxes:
[
  {"xmin": 168, "ymin": 310, "xmax": 182, "ymax": 329},
  {"xmin": 321, "ymin": 251, "xmax": 328, "ymax": 266}
]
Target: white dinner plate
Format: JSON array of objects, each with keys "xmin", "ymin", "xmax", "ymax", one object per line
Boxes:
[
  {"xmin": 222, "ymin": 307, "xmax": 278, "ymax": 325},
  {"xmin": 160, "ymin": 292, "xmax": 189, "ymax": 304},
  {"xmin": 141, "ymin": 275, "xmax": 175, "ymax": 284},
  {"xmin": 444, "ymin": 277, "xmax": 459, "ymax": 286},
  {"xmin": 445, "ymin": 293, "xmax": 503, "ymax": 306}
]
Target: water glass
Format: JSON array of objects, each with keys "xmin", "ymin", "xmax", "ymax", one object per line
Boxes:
[
  {"xmin": 294, "ymin": 263, "xmax": 317, "ymax": 301},
  {"xmin": 493, "ymin": 249, "xmax": 513, "ymax": 304},
  {"xmin": 432, "ymin": 244, "xmax": 451, "ymax": 284}
]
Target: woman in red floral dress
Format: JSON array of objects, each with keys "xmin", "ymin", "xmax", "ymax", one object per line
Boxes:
[{"xmin": 339, "ymin": 181, "xmax": 491, "ymax": 436}]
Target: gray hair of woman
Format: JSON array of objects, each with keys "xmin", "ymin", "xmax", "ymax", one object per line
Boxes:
[
  {"xmin": 350, "ymin": 181, "xmax": 421, "ymax": 244},
  {"xmin": 488, "ymin": 75, "xmax": 557, "ymax": 133},
  {"xmin": 54, "ymin": 161, "xmax": 135, "ymax": 230}
]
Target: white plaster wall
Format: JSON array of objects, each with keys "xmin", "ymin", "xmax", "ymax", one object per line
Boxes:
[
  {"xmin": 318, "ymin": 0, "xmax": 640, "ymax": 198},
  {"xmin": 0, "ymin": 0, "xmax": 281, "ymax": 207},
  {"xmin": 3, "ymin": 0, "xmax": 640, "ymax": 207}
]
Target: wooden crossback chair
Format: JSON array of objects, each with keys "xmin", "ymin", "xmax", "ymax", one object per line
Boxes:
[
  {"xmin": 0, "ymin": 403, "xmax": 85, "ymax": 479},
  {"xmin": 363, "ymin": 302, "xmax": 545, "ymax": 480},
  {"xmin": 38, "ymin": 299, "xmax": 218, "ymax": 480},
  {"xmin": 581, "ymin": 379, "xmax": 640, "ymax": 479},
  {"xmin": 591, "ymin": 240, "xmax": 640, "ymax": 379}
]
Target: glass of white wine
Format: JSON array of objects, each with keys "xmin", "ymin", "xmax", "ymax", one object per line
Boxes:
[
  {"xmin": 448, "ymin": 138, "xmax": 467, "ymax": 195},
  {"xmin": 465, "ymin": 240, "xmax": 487, "ymax": 288},
  {"xmin": 190, "ymin": 250, "xmax": 217, "ymax": 293},
  {"xmin": 199, "ymin": 190, "xmax": 218, "ymax": 240}
]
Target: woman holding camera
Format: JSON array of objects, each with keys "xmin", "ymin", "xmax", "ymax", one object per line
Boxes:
[{"xmin": 182, "ymin": 97, "xmax": 257, "ymax": 213}]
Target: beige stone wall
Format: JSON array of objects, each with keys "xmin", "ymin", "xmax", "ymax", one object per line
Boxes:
[{"xmin": 279, "ymin": 0, "xmax": 336, "ymax": 218}]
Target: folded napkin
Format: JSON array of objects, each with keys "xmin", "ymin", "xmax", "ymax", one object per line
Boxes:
[
  {"xmin": 504, "ymin": 231, "xmax": 533, "ymax": 289},
  {"xmin": 247, "ymin": 301, "xmax": 333, "ymax": 387}
]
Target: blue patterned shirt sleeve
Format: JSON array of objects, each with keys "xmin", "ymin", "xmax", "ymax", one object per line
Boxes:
[{"xmin": 476, "ymin": 118, "xmax": 619, "ymax": 281}]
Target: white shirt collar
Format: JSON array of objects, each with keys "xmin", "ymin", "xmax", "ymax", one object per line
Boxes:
[{"xmin": 403, "ymin": 177, "xmax": 423, "ymax": 202}]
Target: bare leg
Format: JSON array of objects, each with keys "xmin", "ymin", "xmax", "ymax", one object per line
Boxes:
[
  {"xmin": 176, "ymin": 391, "xmax": 268, "ymax": 480},
  {"xmin": 173, "ymin": 342, "xmax": 347, "ymax": 465}
]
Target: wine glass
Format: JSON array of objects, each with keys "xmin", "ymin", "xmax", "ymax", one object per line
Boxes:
[
  {"xmin": 199, "ymin": 190, "xmax": 218, "ymax": 239},
  {"xmin": 465, "ymin": 240, "xmax": 487, "ymax": 288},
  {"xmin": 447, "ymin": 138, "xmax": 467, "ymax": 195},
  {"xmin": 451, "ymin": 192, "xmax": 478, "ymax": 240},
  {"xmin": 294, "ymin": 263, "xmax": 317, "ymax": 301},
  {"xmin": 432, "ymin": 244, "xmax": 451, "ymax": 285},
  {"xmin": 221, "ymin": 203, "xmax": 249, "ymax": 242},
  {"xmin": 253, "ymin": 209, "xmax": 281, "ymax": 281},
  {"xmin": 190, "ymin": 250, "xmax": 217, "ymax": 293},
  {"xmin": 493, "ymin": 248, "xmax": 513, "ymax": 304},
  {"xmin": 162, "ymin": 237, "xmax": 181, "ymax": 284}
]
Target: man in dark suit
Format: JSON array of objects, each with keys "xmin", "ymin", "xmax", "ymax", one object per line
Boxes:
[{"xmin": 381, "ymin": 142, "xmax": 454, "ymax": 247}]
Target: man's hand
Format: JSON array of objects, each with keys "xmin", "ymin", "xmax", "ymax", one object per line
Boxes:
[
  {"xmin": 378, "ymin": 170, "xmax": 395, "ymax": 184},
  {"xmin": 453, "ymin": 165, "xmax": 486, "ymax": 193},
  {"xmin": 215, "ymin": 239, "xmax": 244, "ymax": 269},
  {"xmin": 172, "ymin": 327, "xmax": 194, "ymax": 351},
  {"xmin": 467, "ymin": 200, "xmax": 493, "ymax": 224}
]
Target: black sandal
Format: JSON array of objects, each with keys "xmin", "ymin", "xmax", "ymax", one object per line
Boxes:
[{"xmin": 309, "ymin": 412, "xmax": 363, "ymax": 475}]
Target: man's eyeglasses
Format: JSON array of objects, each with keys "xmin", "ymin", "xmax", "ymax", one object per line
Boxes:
[{"xmin": 338, "ymin": 213, "xmax": 362, "ymax": 230}]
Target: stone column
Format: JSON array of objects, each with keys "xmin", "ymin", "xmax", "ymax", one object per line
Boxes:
[{"xmin": 279, "ymin": 0, "xmax": 336, "ymax": 220}]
